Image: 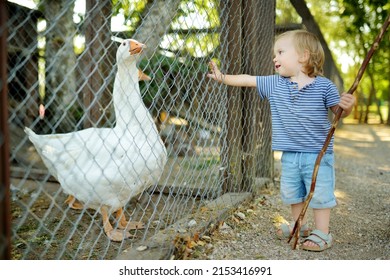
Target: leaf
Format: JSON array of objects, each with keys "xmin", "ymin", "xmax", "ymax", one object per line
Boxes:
[
  {"xmin": 193, "ymin": 232, "xmax": 200, "ymax": 242},
  {"xmin": 136, "ymin": 245, "xmax": 148, "ymax": 252},
  {"xmin": 273, "ymin": 215, "xmax": 287, "ymax": 225}
]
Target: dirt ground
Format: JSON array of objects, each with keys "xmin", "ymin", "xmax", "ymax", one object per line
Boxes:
[
  {"xmin": 10, "ymin": 123, "xmax": 390, "ymax": 260},
  {"xmin": 191, "ymin": 124, "xmax": 390, "ymax": 260}
]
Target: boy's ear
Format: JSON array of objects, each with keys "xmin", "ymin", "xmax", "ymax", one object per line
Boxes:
[{"xmin": 299, "ymin": 49, "xmax": 310, "ymax": 63}]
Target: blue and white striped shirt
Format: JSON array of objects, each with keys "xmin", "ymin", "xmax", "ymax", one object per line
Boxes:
[{"xmin": 256, "ymin": 75, "xmax": 340, "ymax": 153}]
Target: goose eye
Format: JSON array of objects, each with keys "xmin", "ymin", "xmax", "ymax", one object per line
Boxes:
[{"xmin": 122, "ymin": 41, "xmax": 126, "ymax": 46}]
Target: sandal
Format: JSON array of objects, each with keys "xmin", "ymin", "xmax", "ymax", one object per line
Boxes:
[
  {"xmin": 301, "ymin": 229, "xmax": 333, "ymax": 252},
  {"xmin": 276, "ymin": 222, "xmax": 311, "ymax": 240}
]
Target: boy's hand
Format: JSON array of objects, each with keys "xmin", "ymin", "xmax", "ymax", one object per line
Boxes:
[
  {"xmin": 337, "ymin": 93, "xmax": 356, "ymax": 117},
  {"xmin": 206, "ymin": 60, "xmax": 257, "ymax": 87},
  {"xmin": 339, "ymin": 93, "xmax": 355, "ymax": 112},
  {"xmin": 207, "ymin": 61, "xmax": 223, "ymax": 82}
]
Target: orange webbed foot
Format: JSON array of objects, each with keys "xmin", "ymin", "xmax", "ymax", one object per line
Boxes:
[
  {"xmin": 106, "ymin": 229, "xmax": 134, "ymax": 242},
  {"xmin": 115, "ymin": 208, "xmax": 145, "ymax": 230},
  {"xmin": 102, "ymin": 206, "xmax": 135, "ymax": 242},
  {"xmin": 64, "ymin": 195, "xmax": 84, "ymax": 210}
]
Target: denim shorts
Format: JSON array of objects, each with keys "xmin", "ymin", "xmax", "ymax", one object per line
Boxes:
[{"xmin": 280, "ymin": 151, "xmax": 337, "ymax": 209}]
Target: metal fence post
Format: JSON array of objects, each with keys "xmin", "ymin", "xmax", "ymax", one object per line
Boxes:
[{"xmin": 0, "ymin": 0, "xmax": 11, "ymax": 260}]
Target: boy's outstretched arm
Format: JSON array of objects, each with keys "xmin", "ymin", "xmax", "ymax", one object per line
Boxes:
[
  {"xmin": 207, "ymin": 61, "xmax": 257, "ymax": 87},
  {"xmin": 331, "ymin": 93, "xmax": 356, "ymax": 118}
]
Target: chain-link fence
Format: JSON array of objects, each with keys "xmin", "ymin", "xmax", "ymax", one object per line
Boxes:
[{"xmin": 2, "ymin": 0, "xmax": 275, "ymax": 260}]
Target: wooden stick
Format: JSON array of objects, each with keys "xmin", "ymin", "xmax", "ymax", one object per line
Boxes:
[{"xmin": 288, "ymin": 13, "xmax": 390, "ymax": 249}]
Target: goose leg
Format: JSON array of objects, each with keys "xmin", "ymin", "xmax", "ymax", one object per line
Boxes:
[
  {"xmin": 64, "ymin": 195, "xmax": 84, "ymax": 210},
  {"xmin": 115, "ymin": 208, "xmax": 145, "ymax": 230},
  {"xmin": 101, "ymin": 205, "xmax": 133, "ymax": 242}
]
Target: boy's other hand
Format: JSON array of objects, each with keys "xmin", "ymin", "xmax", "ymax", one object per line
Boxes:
[
  {"xmin": 339, "ymin": 93, "xmax": 356, "ymax": 112},
  {"xmin": 207, "ymin": 61, "xmax": 223, "ymax": 82}
]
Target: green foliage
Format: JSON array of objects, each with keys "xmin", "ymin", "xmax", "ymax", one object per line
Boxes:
[
  {"xmin": 276, "ymin": 0, "xmax": 301, "ymax": 24},
  {"xmin": 138, "ymin": 50, "xmax": 208, "ymax": 112},
  {"xmin": 112, "ymin": 0, "xmax": 219, "ymax": 33},
  {"xmin": 112, "ymin": 0, "xmax": 148, "ymax": 32},
  {"xmin": 139, "ymin": 52, "xmax": 178, "ymax": 108},
  {"xmin": 337, "ymin": 0, "xmax": 389, "ymax": 105},
  {"xmin": 175, "ymin": 0, "xmax": 220, "ymax": 29}
]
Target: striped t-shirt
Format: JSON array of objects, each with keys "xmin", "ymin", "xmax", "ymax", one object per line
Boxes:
[{"xmin": 256, "ymin": 75, "xmax": 340, "ymax": 153}]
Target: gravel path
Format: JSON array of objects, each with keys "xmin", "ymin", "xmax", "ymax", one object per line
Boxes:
[{"xmin": 192, "ymin": 124, "xmax": 390, "ymax": 260}]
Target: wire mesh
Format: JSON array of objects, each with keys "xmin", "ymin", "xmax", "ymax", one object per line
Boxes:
[{"xmin": 5, "ymin": 0, "xmax": 274, "ymax": 260}]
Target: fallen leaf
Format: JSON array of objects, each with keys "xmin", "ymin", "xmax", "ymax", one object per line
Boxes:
[{"xmin": 136, "ymin": 245, "xmax": 148, "ymax": 252}]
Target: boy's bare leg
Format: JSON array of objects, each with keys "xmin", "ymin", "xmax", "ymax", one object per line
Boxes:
[{"xmin": 302, "ymin": 208, "xmax": 331, "ymax": 248}]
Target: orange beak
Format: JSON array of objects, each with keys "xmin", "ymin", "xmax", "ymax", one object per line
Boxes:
[{"xmin": 129, "ymin": 40, "xmax": 146, "ymax": 55}]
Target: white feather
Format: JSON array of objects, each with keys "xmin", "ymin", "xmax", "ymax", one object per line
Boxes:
[{"xmin": 25, "ymin": 39, "xmax": 167, "ymax": 213}]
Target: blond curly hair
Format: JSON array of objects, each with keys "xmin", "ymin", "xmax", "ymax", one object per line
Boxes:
[{"xmin": 276, "ymin": 30, "xmax": 324, "ymax": 77}]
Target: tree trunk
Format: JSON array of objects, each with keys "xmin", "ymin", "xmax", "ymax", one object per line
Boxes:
[
  {"xmin": 0, "ymin": 0, "xmax": 11, "ymax": 259},
  {"xmin": 82, "ymin": 0, "xmax": 113, "ymax": 128},
  {"xmin": 387, "ymin": 63, "xmax": 390, "ymax": 125},
  {"xmin": 367, "ymin": 70, "xmax": 384, "ymax": 124},
  {"xmin": 289, "ymin": 0, "xmax": 344, "ymax": 92},
  {"xmin": 364, "ymin": 87, "xmax": 373, "ymax": 124},
  {"xmin": 242, "ymin": 0, "xmax": 275, "ymax": 189},
  {"xmin": 219, "ymin": 0, "xmax": 243, "ymax": 193},
  {"xmin": 134, "ymin": 0, "xmax": 182, "ymax": 59},
  {"xmin": 219, "ymin": 0, "xmax": 275, "ymax": 193},
  {"xmin": 43, "ymin": 0, "xmax": 77, "ymax": 133}
]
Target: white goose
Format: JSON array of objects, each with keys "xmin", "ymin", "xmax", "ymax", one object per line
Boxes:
[{"xmin": 25, "ymin": 39, "xmax": 167, "ymax": 241}]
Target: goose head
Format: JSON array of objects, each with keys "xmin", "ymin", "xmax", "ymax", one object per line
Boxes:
[{"xmin": 116, "ymin": 39, "xmax": 146, "ymax": 64}]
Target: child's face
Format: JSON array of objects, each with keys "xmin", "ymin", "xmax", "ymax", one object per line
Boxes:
[{"xmin": 273, "ymin": 36, "xmax": 302, "ymax": 77}]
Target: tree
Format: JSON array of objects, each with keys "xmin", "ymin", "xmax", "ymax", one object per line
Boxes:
[
  {"xmin": 289, "ymin": 0, "xmax": 344, "ymax": 91},
  {"xmin": 134, "ymin": 0, "xmax": 182, "ymax": 59},
  {"xmin": 82, "ymin": 0, "xmax": 114, "ymax": 128},
  {"xmin": 42, "ymin": 0, "xmax": 77, "ymax": 133}
]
